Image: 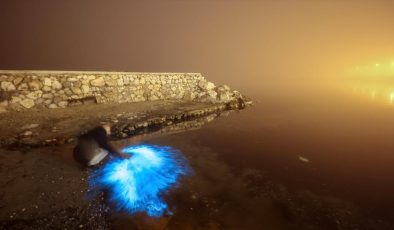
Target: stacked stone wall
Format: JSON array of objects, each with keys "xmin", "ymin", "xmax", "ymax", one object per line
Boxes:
[{"xmin": 0, "ymin": 71, "xmax": 242, "ymax": 112}]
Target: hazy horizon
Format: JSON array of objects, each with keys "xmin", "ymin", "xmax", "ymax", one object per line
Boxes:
[{"xmin": 1, "ymin": 0, "xmax": 394, "ymax": 91}]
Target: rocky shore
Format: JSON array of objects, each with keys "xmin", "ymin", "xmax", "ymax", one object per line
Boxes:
[
  {"xmin": 0, "ymin": 70, "xmax": 252, "ymax": 149},
  {"xmin": 0, "ymin": 99, "xmax": 251, "ymax": 150}
]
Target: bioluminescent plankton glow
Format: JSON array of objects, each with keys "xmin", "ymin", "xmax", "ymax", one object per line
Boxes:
[{"xmin": 88, "ymin": 144, "xmax": 192, "ymax": 217}]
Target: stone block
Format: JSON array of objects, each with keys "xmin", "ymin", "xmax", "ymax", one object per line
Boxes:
[
  {"xmin": 1, "ymin": 81, "xmax": 16, "ymax": 91},
  {"xmin": 17, "ymin": 83, "xmax": 28, "ymax": 90},
  {"xmin": 52, "ymin": 80, "xmax": 62, "ymax": 89},
  {"xmin": 90, "ymin": 77, "xmax": 105, "ymax": 87},
  {"xmin": 13, "ymin": 77, "xmax": 23, "ymax": 86},
  {"xmin": 19, "ymin": 99, "xmax": 35, "ymax": 108},
  {"xmin": 105, "ymin": 78, "xmax": 117, "ymax": 86},
  {"xmin": 28, "ymin": 80, "xmax": 43, "ymax": 90},
  {"xmin": 81, "ymin": 85, "xmax": 90, "ymax": 94}
]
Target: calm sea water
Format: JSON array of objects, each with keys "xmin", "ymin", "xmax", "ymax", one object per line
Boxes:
[{"xmin": 116, "ymin": 80, "xmax": 394, "ymax": 229}]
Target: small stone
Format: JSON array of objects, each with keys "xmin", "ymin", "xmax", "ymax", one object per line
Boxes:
[
  {"xmin": 149, "ymin": 95, "xmax": 159, "ymax": 101},
  {"xmin": 207, "ymin": 90, "xmax": 218, "ymax": 100},
  {"xmin": 21, "ymin": 124, "xmax": 39, "ymax": 130},
  {"xmin": 66, "ymin": 138, "xmax": 74, "ymax": 143},
  {"xmin": 44, "ymin": 99, "xmax": 52, "ymax": 105},
  {"xmin": 19, "ymin": 99, "xmax": 35, "ymax": 108},
  {"xmin": 48, "ymin": 104, "xmax": 58, "ymax": 109},
  {"xmin": 35, "ymin": 98, "xmax": 44, "ymax": 105},
  {"xmin": 43, "ymin": 78, "xmax": 52, "ymax": 86},
  {"xmin": 67, "ymin": 77, "xmax": 78, "ymax": 82},
  {"xmin": 1, "ymin": 81, "xmax": 16, "ymax": 91},
  {"xmin": 222, "ymin": 85, "xmax": 230, "ymax": 91},
  {"xmin": 26, "ymin": 91, "xmax": 42, "ymax": 100},
  {"xmin": 206, "ymin": 82, "xmax": 215, "ymax": 90},
  {"xmin": 13, "ymin": 77, "xmax": 23, "ymax": 85},
  {"xmin": 90, "ymin": 77, "xmax": 105, "ymax": 87},
  {"xmin": 81, "ymin": 78, "xmax": 90, "ymax": 85},
  {"xmin": 117, "ymin": 78, "xmax": 124, "ymax": 86},
  {"xmin": 42, "ymin": 93, "xmax": 53, "ymax": 99},
  {"xmin": 81, "ymin": 85, "xmax": 90, "ymax": 94},
  {"xmin": 198, "ymin": 80, "xmax": 207, "ymax": 90},
  {"xmin": 216, "ymin": 90, "xmax": 233, "ymax": 102},
  {"xmin": 28, "ymin": 80, "xmax": 43, "ymax": 90},
  {"xmin": 58, "ymin": 101, "xmax": 68, "ymax": 108},
  {"xmin": 71, "ymin": 87, "xmax": 82, "ymax": 94},
  {"xmin": 22, "ymin": 131, "xmax": 33, "ymax": 136},
  {"xmin": 87, "ymin": 75, "xmax": 96, "ymax": 80},
  {"xmin": 64, "ymin": 89, "xmax": 73, "ymax": 96},
  {"xmin": 53, "ymin": 96, "xmax": 63, "ymax": 104},
  {"xmin": 73, "ymin": 81, "xmax": 82, "ymax": 88},
  {"xmin": 17, "ymin": 83, "xmax": 28, "ymax": 90},
  {"xmin": 52, "ymin": 80, "xmax": 62, "ymax": 89},
  {"xmin": 105, "ymin": 78, "xmax": 117, "ymax": 86},
  {"xmin": 62, "ymin": 81, "xmax": 72, "ymax": 88},
  {"xmin": 42, "ymin": 86, "xmax": 51, "ymax": 92}
]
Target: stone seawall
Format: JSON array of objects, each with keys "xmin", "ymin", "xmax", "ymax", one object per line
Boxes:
[{"xmin": 0, "ymin": 70, "xmax": 246, "ymax": 112}]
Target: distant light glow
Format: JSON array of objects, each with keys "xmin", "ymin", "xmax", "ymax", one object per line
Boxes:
[
  {"xmin": 348, "ymin": 59, "xmax": 394, "ymax": 77},
  {"xmin": 89, "ymin": 144, "xmax": 192, "ymax": 217},
  {"xmin": 371, "ymin": 90, "xmax": 376, "ymax": 99}
]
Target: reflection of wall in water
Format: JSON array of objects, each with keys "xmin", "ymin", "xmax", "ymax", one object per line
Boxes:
[{"xmin": 113, "ymin": 112, "xmax": 231, "ymax": 148}]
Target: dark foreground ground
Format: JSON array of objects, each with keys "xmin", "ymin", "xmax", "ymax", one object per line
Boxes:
[
  {"xmin": 0, "ymin": 100, "xmax": 237, "ymax": 229},
  {"xmin": 0, "ymin": 130, "xmax": 391, "ymax": 230}
]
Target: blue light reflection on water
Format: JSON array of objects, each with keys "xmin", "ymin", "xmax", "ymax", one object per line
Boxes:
[{"xmin": 88, "ymin": 144, "xmax": 192, "ymax": 217}]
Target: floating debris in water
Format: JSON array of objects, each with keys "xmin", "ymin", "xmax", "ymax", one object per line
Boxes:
[
  {"xmin": 298, "ymin": 156, "xmax": 310, "ymax": 163},
  {"xmin": 89, "ymin": 144, "xmax": 192, "ymax": 217}
]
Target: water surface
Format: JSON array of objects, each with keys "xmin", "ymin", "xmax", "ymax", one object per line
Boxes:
[{"xmin": 129, "ymin": 80, "xmax": 394, "ymax": 229}]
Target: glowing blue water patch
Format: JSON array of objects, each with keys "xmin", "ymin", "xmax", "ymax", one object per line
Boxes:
[{"xmin": 88, "ymin": 144, "xmax": 192, "ymax": 217}]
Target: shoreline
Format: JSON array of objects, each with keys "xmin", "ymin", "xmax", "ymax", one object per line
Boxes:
[{"xmin": 0, "ymin": 100, "xmax": 251, "ymax": 149}]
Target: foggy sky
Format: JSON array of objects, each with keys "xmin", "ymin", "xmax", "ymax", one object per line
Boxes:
[{"xmin": 1, "ymin": 0, "xmax": 393, "ymax": 90}]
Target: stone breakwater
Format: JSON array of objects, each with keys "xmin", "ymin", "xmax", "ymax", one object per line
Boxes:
[{"xmin": 0, "ymin": 70, "xmax": 248, "ymax": 112}]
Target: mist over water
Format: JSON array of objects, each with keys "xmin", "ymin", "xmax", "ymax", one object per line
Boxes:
[
  {"xmin": 1, "ymin": 0, "xmax": 394, "ymax": 86},
  {"xmin": 1, "ymin": 0, "xmax": 394, "ymax": 228}
]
